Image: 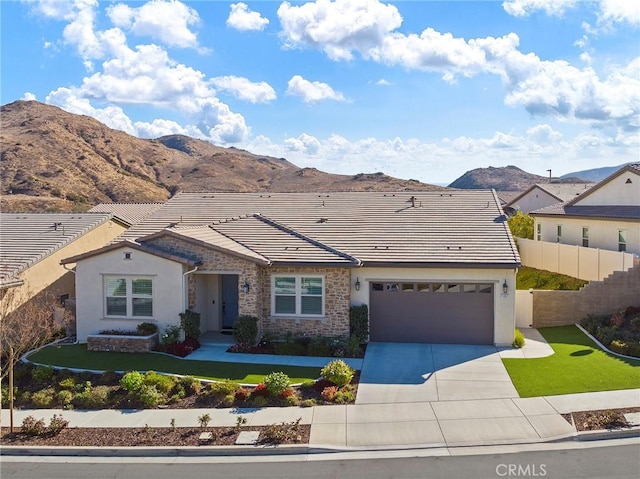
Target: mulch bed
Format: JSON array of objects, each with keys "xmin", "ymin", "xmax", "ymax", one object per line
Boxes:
[
  {"xmin": 1, "ymin": 424, "xmax": 310, "ymax": 447},
  {"xmin": 561, "ymin": 407, "xmax": 640, "ymax": 431}
]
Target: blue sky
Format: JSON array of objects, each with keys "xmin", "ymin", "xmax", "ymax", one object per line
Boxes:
[{"xmin": 1, "ymin": 0, "xmax": 638, "ymax": 185}]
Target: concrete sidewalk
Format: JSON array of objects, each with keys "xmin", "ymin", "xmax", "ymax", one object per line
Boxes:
[{"xmin": 3, "ymin": 389, "xmax": 638, "ymax": 450}]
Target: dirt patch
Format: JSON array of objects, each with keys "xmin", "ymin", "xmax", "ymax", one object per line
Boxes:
[
  {"xmin": 1, "ymin": 424, "xmax": 310, "ymax": 447},
  {"xmin": 561, "ymin": 407, "xmax": 640, "ymax": 431}
]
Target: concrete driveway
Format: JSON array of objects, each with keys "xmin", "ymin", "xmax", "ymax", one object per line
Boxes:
[{"xmin": 356, "ymin": 342, "xmax": 518, "ymax": 404}]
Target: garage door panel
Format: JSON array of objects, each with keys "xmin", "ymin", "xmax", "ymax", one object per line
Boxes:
[{"xmin": 370, "ymin": 282, "xmax": 494, "ymax": 344}]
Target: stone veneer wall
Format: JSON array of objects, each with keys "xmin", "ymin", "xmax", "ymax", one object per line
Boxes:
[
  {"xmin": 145, "ymin": 237, "xmax": 262, "ymax": 318},
  {"xmin": 532, "ymin": 265, "xmax": 640, "ymax": 327},
  {"xmin": 87, "ymin": 334, "xmax": 158, "ymax": 353},
  {"xmin": 261, "ymin": 266, "xmax": 351, "ymax": 338}
]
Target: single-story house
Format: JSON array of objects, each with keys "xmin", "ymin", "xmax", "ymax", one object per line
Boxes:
[
  {"xmin": 62, "ymin": 191, "xmax": 521, "ymax": 346},
  {"xmin": 0, "ymin": 213, "xmax": 129, "ymax": 317},
  {"xmin": 530, "ymin": 164, "xmax": 640, "ymax": 254},
  {"xmin": 505, "ymin": 183, "xmax": 594, "ymax": 214}
]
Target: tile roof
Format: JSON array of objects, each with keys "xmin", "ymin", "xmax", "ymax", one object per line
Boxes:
[
  {"xmin": 530, "ymin": 204, "xmax": 640, "ymax": 220},
  {"xmin": 0, "ymin": 213, "xmax": 114, "ymax": 285},
  {"xmin": 506, "ymin": 183, "xmax": 594, "ymax": 207},
  {"xmin": 88, "ymin": 203, "xmax": 164, "ymax": 226},
  {"xmin": 115, "ymin": 191, "xmax": 520, "ymax": 267}
]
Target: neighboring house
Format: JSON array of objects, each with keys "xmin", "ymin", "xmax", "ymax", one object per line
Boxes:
[
  {"xmin": 88, "ymin": 203, "xmax": 164, "ymax": 226},
  {"xmin": 506, "ymin": 183, "xmax": 594, "ymax": 214},
  {"xmin": 62, "ymin": 191, "xmax": 521, "ymax": 346},
  {"xmin": 0, "ymin": 213, "xmax": 129, "ymax": 317},
  {"xmin": 530, "ymin": 164, "xmax": 640, "ymax": 254},
  {"xmin": 496, "ymin": 191, "xmax": 522, "ymax": 208}
]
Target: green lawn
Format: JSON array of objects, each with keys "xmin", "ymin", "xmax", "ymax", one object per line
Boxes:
[
  {"xmin": 27, "ymin": 344, "xmax": 321, "ymax": 384},
  {"xmin": 503, "ymin": 325, "xmax": 640, "ymax": 397}
]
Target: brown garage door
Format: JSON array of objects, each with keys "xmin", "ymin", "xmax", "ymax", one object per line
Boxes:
[{"xmin": 369, "ymin": 282, "xmax": 494, "ymax": 344}]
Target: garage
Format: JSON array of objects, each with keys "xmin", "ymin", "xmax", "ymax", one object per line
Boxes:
[{"xmin": 369, "ymin": 281, "xmax": 494, "ymax": 344}]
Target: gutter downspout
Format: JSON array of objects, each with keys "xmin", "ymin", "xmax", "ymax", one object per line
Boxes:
[{"xmin": 182, "ymin": 265, "xmax": 199, "ymax": 311}]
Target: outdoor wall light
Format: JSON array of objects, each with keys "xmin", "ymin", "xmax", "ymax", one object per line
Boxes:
[
  {"xmin": 503, "ymin": 279, "xmax": 508, "ymax": 295},
  {"xmin": 242, "ymin": 280, "xmax": 250, "ymax": 294},
  {"xmin": 355, "ymin": 278, "xmax": 361, "ymax": 291}
]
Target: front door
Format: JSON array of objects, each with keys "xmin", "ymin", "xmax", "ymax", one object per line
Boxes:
[{"xmin": 221, "ymin": 275, "xmax": 239, "ymax": 330}]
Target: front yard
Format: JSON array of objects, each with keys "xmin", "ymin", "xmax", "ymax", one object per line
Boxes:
[{"xmin": 503, "ymin": 325, "xmax": 640, "ymax": 397}]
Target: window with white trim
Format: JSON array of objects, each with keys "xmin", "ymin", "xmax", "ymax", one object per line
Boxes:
[
  {"xmin": 556, "ymin": 224, "xmax": 562, "ymax": 242},
  {"xmin": 582, "ymin": 227, "xmax": 589, "ymax": 247},
  {"xmin": 536, "ymin": 223, "xmax": 541, "ymax": 241},
  {"xmin": 618, "ymin": 230, "xmax": 627, "ymax": 252},
  {"xmin": 104, "ymin": 276, "xmax": 153, "ymax": 318},
  {"xmin": 272, "ymin": 275, "xmax": 324, "ymax": 316}
]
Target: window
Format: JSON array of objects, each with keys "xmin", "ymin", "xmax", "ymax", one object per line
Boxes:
[
  {"xmin": 104, "ymin": 276, "xmax": 153, "ymax": 318},
  {"xmin": 556, "ymin": 225, "xmax": 562, "ymax": 242},
  {"xmin": 273, "ymin": 275, "xmax": 324, "ymax": 316},
  {"xmin": 582, "ymin": 227, "xmax": 589, "ymax": 247},
  {"xmin": 536, "ymin": 224, "xmax": 541, "ymax": 241},
  {"xmin": 618, "ymin": 230, "xmax": 627, "ymax": 252}
]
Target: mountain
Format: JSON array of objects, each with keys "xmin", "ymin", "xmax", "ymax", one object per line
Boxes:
[
  {"xmin": 561, "ymin": 164, "xmax": 630, "ymax": 182},
  {"xmin": 1, "ymin": 101, "xmax": 446, "ymax": 212},
  {"xmin": 448, "ymin": 165, "xmax": 589, "ymax": 191}
]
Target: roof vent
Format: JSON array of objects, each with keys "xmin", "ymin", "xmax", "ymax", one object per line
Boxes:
[
  {"xmin": 409, "ymin": 196, "xmax": 416, "ymax": 207},
  {"xmin": 53, "ymin": 222, "xmax": 62, "ymax": 231},
  {"xmin": 626, "ymin": 178, "xmax": 632, "ymax": 184},
  {"xmin": 318, "ymin": 218, "xmax": 329, "ymax": 223}
]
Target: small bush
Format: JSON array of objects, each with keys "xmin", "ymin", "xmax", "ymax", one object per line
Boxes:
[
  {"xmin": 264, "ymin": 372, "xmax": 290, "ymax": 396},
  {"xmin": 233, "ymin": 315, "xmax": 258, "ymax": 346},
  {"xmin": 321, "ymin": 359, "xmax": 354, "ymax": 388},
  {"xmin": 31, "ymin": 388, "xmax": 56, "ymax": 407},
  {"xmin": 208, "ymin": 380, "xmax": 240, "ymax": 397},
  {"xmin": 307, "ymin": 337, "xmax": 334, "ymax": 357},
  {"xmin": 260, "ymin": 418, "xmax": 302, "ymax": 445},
  {"xmin": 138, "ymin": 384, "xmax": 163, "ymax": 408},
  {"xmin": 581, "ymin": 314, "xmax": 607, "ymax": 335},
  {"xmin": 349, "ymin": 304, "xmax": 369, "ymax": 341},
  {"xmin": 235, "ymin": 388, "xmax": 250, "ymax": 402},
  {"xmin": 165, "ymin": 341, "xmax": 194, "ymax": 357},
  {"xmin": 48, "ymin": 414, "xmax": 69, "ymax": 435},
  {"xmin": 252, "ymin": 395, "xmax": 268, "ymax": 407},
  {"xmin": 222, "ymin": 394, "xmax": 235, "ymax": 407},
  {"xmin": 144, "ymin": 371, "xmax": 176, "ymax": 394},
  {"xmin": 179, "ymin": 310, "xmax": 201, "ymax": 340},
  {"xmin": 74, "ymin": 385, "xmax": 110, "ymax": 408},
  {"xmin": 32, "ymin": 366, "xmax": 55, "ymax": 384},
  {"xmin": 334, "ymin": 387, "xmax": 355, "ymax": 404},
  {"xmin": 100, "ymin": 371, "xmax": 121, "ymax": 385},
  {"xmin": 321, "ymin": 386, "xmax": 338, "ymax": 402},
  {"xmin": 198, "ymin": 413, "xmax": 212, "ymax": 428},
  {"xmin": 137, "ymin": 322, "xmax": 158, "ymax": 336},
  {"xmin": 251, "ymin": 383, "xmax": 269, "ymax": 397},
  {"xmin": 178, "ymin": 376, "xmax": 202, "ymax": 395},
  {"xmin": 21, "ymin": 416, "xmax": 46, "ymax": 436},
  {"xmin": 162, "ymin": 325, "xmax": 182, "ymax": 346},
  {"xmin": 274, "ymin": 341, "xmax": 306, "ymax": 356},
  {"xmin": 120, "ymin": 371, "xmax": 144, "ymax": 393},
  {"xmin": 58, "ymin": 377, "xmax": 77, "ymax": 391},
  {"xmin": 284, "ymin": 395, "xmax": 299, "ymax": 406},
  {"xmin": 300, "ymin": 398, "xmax": 317, "ymax": 407},
  {"xmin": 57, "ymin": 390, "xmax": 73, "ymax": 407},
  {"xmin": 512, "ymin": 328, "xmax": 525, "ymax": 348}
]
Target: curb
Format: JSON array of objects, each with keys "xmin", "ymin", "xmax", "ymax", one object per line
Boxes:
[{"xmin": 576, "ymin": 425, "xmax": 640, "ymax": 442}]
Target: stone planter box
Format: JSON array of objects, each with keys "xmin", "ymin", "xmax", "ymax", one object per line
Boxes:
[{"xmin": 87, "ymin": 333, "xmax": 159, "ymax": 353}]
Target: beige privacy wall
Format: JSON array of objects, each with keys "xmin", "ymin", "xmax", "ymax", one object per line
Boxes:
[{"xmin": 517, "ymin": 238, "xmax": 635, "ymax": 281}]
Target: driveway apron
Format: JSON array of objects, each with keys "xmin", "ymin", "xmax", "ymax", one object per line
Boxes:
[{"xmin": 356, "ymin": 342, "xmax": 518, "ymax": 404}]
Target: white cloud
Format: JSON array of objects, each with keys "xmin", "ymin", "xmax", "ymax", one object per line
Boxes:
[
  {"xmin": 226, "ymin": 3, "xmax": 269, "ymax": 32},
  {"xmin": 283, "ymin": 133, "xmax": 322, "ymax": 155},
  {"xmin": 597, "ymin": 0, "xmax": 640, "ymax": 28},
  {"xmin": 134, "ymin": 118, "xmax": 198, "ymax": 138},
  {"xmin": 107, "ymin": 0, "xmax": 201, "ymax": 49},
  {"xmin": 376, "ymin": 79, "xmax": 391, "ymax": 86},
  {"xmin": 286, "ymin": 75, "xmax": 346, "ymax": 103},
  {"xmin": 277, "ymin": 0, "xmax": 402, "ymax": 61},
  {"xmin": 502, "ymin": 0, "xmax": 577, "ymax": 18},
  {"xmin": 22, "ymin": 92, "xmax": 37, "ymax": 101},
  {"xmin": 211, "ymin": 76, "xmax": 276, "ymax": 103},
  {"xmin": 526, "ymin": 124, "xmax": 563, "ymax": 143}
]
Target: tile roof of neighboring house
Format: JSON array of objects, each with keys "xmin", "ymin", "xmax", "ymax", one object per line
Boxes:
[
  {"xmin": 0, "ymin": 213, "xmax": 114, "ymax": 286},
  {"xmin": 88, "ymin": 203, "xmax": 164, "ymax": 226},
  {"xmin": 496, "ymin": 191, "xmax": 522, "ymax": 205},
  {"xmin": 111, "ymin": 191, "xmax": 520, "ymax": 267},
  {"xmin": 530, "ymin": 204, "xmax": 640, "ymax": 220},
  {"xmin": 566, "ymin": 163, "xmax": 640, "ymax": 206},
  {"xmin": 507, "ymin": 183, "xmax": 594, "ymax": 207}
]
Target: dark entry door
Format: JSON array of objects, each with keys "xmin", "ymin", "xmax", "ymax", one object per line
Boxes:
[{"xmin": 221, "ymin": 275, "xmax": 239, "ymax": 329}]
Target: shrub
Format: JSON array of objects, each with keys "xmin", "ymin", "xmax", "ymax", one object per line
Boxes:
[
  {"xmin": 100, "ymin": 371, "xmax": 121, "ymax": 385},
  {"xmin": 349, "ymin": 304, "xmax": 369, "ymax": 341},
  {"xmin": 138, "ymin": 384, "xmax": 163, "ymax": 408},
  {"xmin": 21, "ymin": 416, "xmax": 46, "ymax": 436},
  {"xmin": 198, "ymin": 413, "xmax": 211, "ymax": 428},
  {"xmin": 581, "ymin": 314, "xmax": 608, "ymax": 335},
  {"xmin": 183, "ymin": 336, "xmax": 201, "ymax": 350},
  {"xmin": 48, "ymin": 414, "xmax": 69, "ymax": 435},
  {"xmin": 274, "ymin": 341, "xmax": 306, "ymax": 356},
  {"xmin": 57, "ymin": 390, "xmax": 73, "ymax": 407},
  {"xmin": 595, "ymin": 326, "xmax": 617, "ymax": 346},
  {"xmin": 264, "ymin": 372, "xmax": 290, "ymax": 396},
  {"xmin": 321, "ymin": 386, "xmax": 338, "ymax": 402},
  {"xmin": 251, "ymin": 383, "xmax": 269, "ymax": 397},
  {"xmin": 609, "ymin": 340, "xmax": 640, "ymax": 357},
  {"xmin": 31, "ymin": 388, "xmax": 56, "ymax": 407},
  {"xmin": 179, "ymin": 310, "xmax": 201, "ymax": 340},
  {"xmin": 235, "ymin": 388, "xmax": 250, "ymax": 402},
  {"xmin": 260, "ymin": 418, "xmax": 302, "ymax": 445},
  {"xmin": 300, "ymin": 398, "xmax": 317, "ymax": 407},
  {"xmin": 610, "ymin": 312, "xmax": 626, "ymax": 328},
  {"xmin": 321, "ymin": 359, "xmax": 354, "ymax": 388},
  {"xmin": 284, "ymin": 395, "xmax": 299, "ymax": 407},
  {"xmin": 120, "ymin": 371, "xmax": 144, "ymax": 393},
  {"xmin": 630, "ymin": 317, "xmax": 640, "ymax": 333},
  {"xmin": 165, "ymin": 341, "xmax": 194, "ymax": 357},
  {"xmin": 137, "ymin": 322, "xmax": 158, "ymax": 336},
  {"xmin": 252, "ymin": 395, "xmax": 267, "ymax": 407},
  {"xmin": 334, "ymin": 387, "xmax": 355, "ymax": 404},
  {"xmin": 32, "ymin": 365, "xmax": 55, "ymax": 384},
  {"xmin": 144, "ymin": 371, "xmax": 176, "ymax": 395},
  {"xmin": 74, "ymin": 385, "xmax": 110, "ymax": 408},
  {"xmin": 512, "ymin": 328, "xmax": 525, "ymax": 348},
  {"xmin": 222, "ymin": 394, "xmax": 235, "ymax": 407},
  {"xmin": 307, "ymin": 337, "xmax": 334, "ymax": 357},
  {"xmin": 58, "ymin": 377, "xmax": 76, "ymax": 391},
  {"xmin": 208, "ymin": 380, "xmax": 240, "ymax": 397},
  {"xmin": 178, "ymin": 376, "xmax": 202, "ymax": 395},
  {"xmin": 344, "ymin": 335, "xmax": 363, "ymax": 358},
  {"xmin": 162, "ymin": 325, "xmax": 182, "ymax": 346},
  {"xmin": 233, "ymin": 315, "xmax": 258, "ymax": 346}
]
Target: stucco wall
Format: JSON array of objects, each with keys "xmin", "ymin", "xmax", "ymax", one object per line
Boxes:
[
  {"xmin": 512, "ymin": 188, "xmax": 560, "ymax": 214},
  {"xmin": 531, "ymin": 265, "xmax": 640, "ymax": 327},
  {"xmin": 74, "ymin": 247, "xmax": 185, "ymax": 342},
  {"xmin": 575, "ymin": 171, "xmax": 640, "ymax": 206},
  {"xmin": 2, "ymin": 219, "xmax": 127, "ymax": 316},
  {"xmin": 350, "ymin": 266, "xmax": 517, "ymax": 346}
]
